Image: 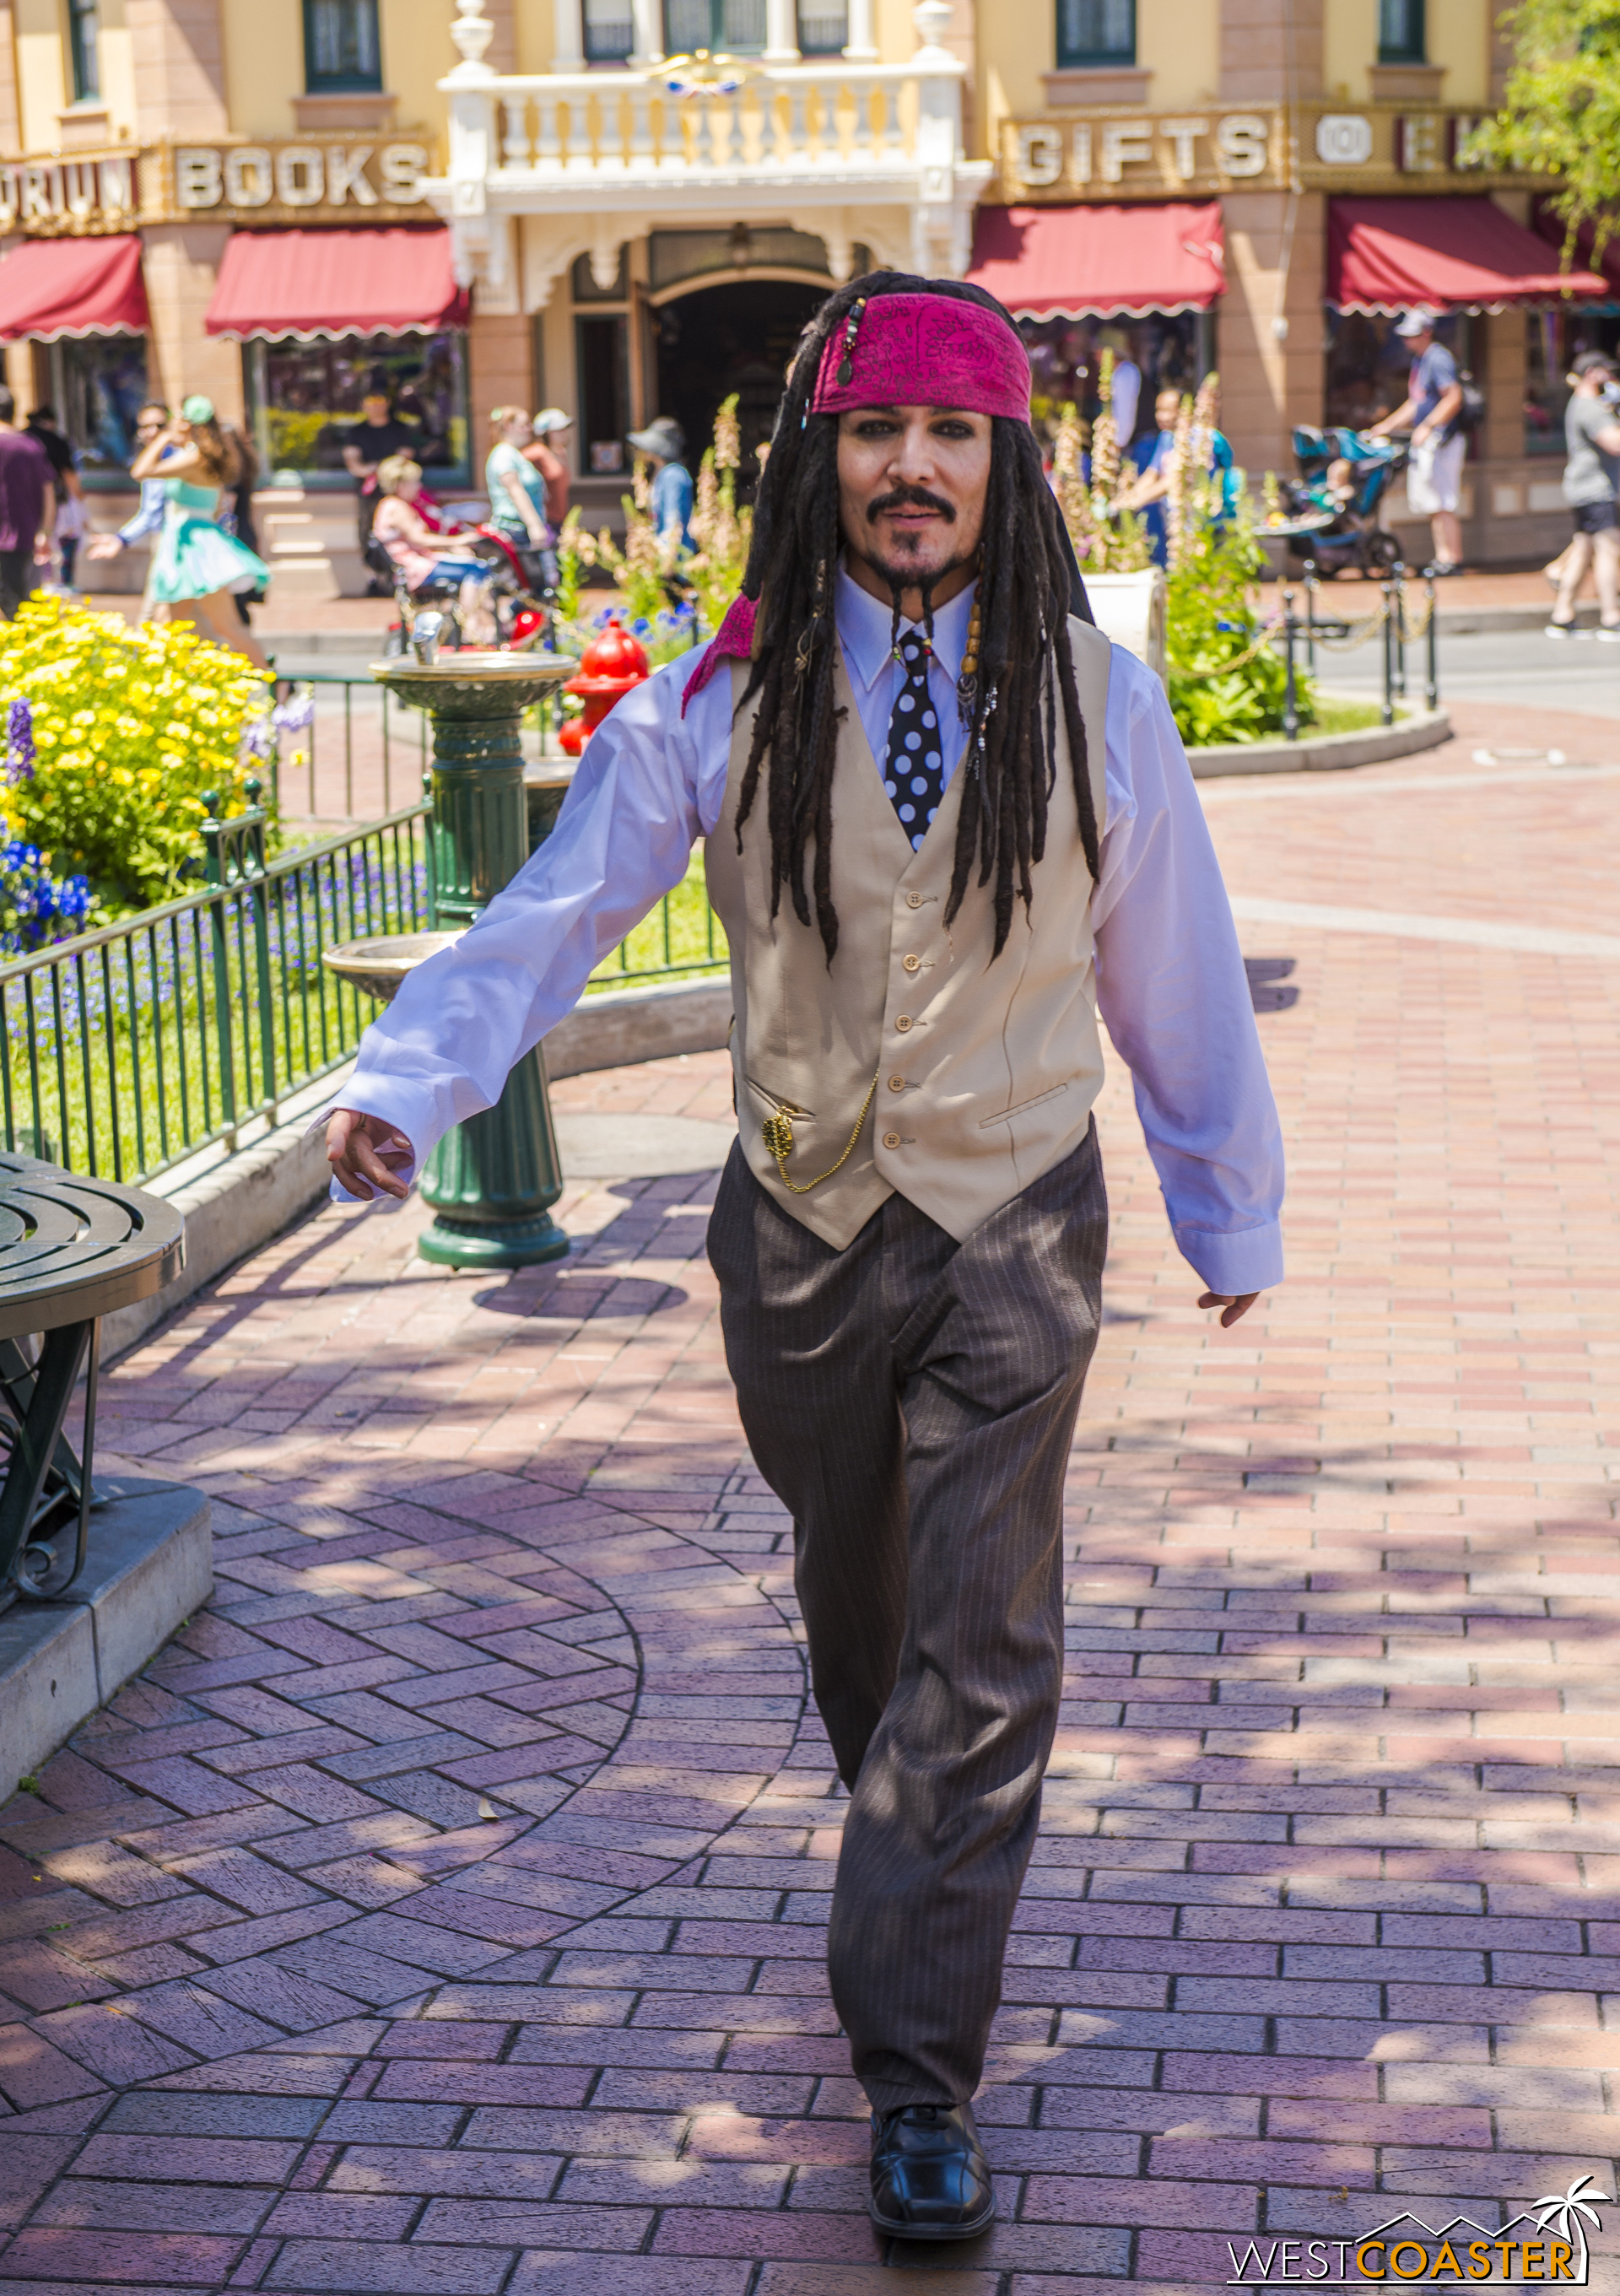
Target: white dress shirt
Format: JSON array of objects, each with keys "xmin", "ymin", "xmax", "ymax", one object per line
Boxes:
[{"xmin": 328, "ymin": 572, "xmax": 1285, "ymax": 1295}]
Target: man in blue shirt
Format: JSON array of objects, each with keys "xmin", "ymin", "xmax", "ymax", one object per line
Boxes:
[
  {"xmin": 1367, "ymin": 308, "xmax": 1466, "ymax": 575},
  {"xmin": 629, "ymin": 416, "xmax": 694, "ymax": 553}
]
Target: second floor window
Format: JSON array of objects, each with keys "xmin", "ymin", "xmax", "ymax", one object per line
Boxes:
[
  {"xmin": 1379, "ymin": 0, "xmax": 1425, "ymax": 62},
  {"xmin": 585, "ymin": 0, "xmax": 634, "ymax": 62},
  {"xmin": 68, "ymin": 0, "xmax": 100, "ymax": 102},
  {"xmin": 1056, "ymin": 0, "xmax": 1134, "ymax": 68},
  {"xmin": 797, "ymin": 0, "xmax": 847, "ymax": 53},
  {"xmin": 664, "ymin": 0, "xmax": 767, "ymax": 53},
  {"xmin": 305, "ymin": 0, "xmax": 382, "ymax": 91}
]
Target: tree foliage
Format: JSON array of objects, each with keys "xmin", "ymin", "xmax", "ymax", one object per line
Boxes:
[{"xmin": 1471, "ymin": 0, "xmax": 1620, "ymax": 262}]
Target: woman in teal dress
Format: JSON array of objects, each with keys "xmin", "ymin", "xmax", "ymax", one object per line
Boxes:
[{"xmin": 130, "ymin": 395, "xmax": 270, "ymax": 668}]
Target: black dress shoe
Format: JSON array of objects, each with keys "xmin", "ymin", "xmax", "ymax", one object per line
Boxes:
[{"xmin": 868, "ymin": 2100, "xmax": 996, "ymax": 2239}]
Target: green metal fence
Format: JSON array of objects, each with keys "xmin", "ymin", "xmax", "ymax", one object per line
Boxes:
[
  {"xmin": 1, "ymin": 803, "xmax": 729, "ymax": 1189},
  {"xmin": 0, "ymin": 797, "xmax": 435, "ymax": 1186}
]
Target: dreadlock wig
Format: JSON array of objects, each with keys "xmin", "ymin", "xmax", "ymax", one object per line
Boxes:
[{"xmin": 732, "ymin": 269, "xmax": 1101, "ymax": 965}]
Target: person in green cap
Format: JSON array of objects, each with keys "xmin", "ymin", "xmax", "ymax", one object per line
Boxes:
[{"xmin": 131, "ymin": 395, "xmax": 271, "ymax": 667}]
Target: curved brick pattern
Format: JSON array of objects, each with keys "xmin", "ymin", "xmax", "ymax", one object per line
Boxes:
[{"xmin": 2, "ymin": 701, "xmax": 1619, "ymax": 2291}]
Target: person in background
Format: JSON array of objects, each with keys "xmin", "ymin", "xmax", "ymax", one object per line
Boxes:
[
  {"xmin": 84, "ymin": 402, "xmax": 170, "ymax": 587},
  {"xmin": 132, "ymin": 394, "xmax": 270, "ymax": 669},
  {"xmin": 485, "ymin": 405, "xmax": 554, "ymax": 585},
  {"xmin": 627, "ymin": 416, "xmax": 693, "ymax": 552},
  {"xmin": 25, "ymin": 405, "xmax": 84, "ymax": 589},
  {"xmin": 218, "ymin": 418, "xmax": 265, "ymax": 627},
  {"xmin": 1096, "ymin": 326, "xmax": 1141, "ymax": 448},
  {"xmin": 343, "ymin": 383, "xmax": 419, "ymax": 549},
  {"xmin": 1367, "ymin": 308, "xmax": 1466, "ymax": 575},
  {"xmin": 522, "ymin": 408, "xmax": 572, "ymax": 532},
  {"xmin": 1113, "ymin": 381, "xmax": 1235, "ymax": 563},
  {"xmin": 1547, "ymin": 349, "xmax": 1620, "ymax": 640},
  {"xmin": 0, "ymin": 386, "xmax": 54, "ymax": 618},
  {"xmin": 372, "ymin": 454, "xmax": 496, "ymax": 597}
]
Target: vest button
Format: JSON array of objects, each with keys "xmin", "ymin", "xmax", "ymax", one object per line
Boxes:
[
  {"xmin": 894, "ymin": 1015, "xmax": 913, "ymax": 1032},
  {"xmin": 902, "ymin": 954, "xmax": 921, "ymax": 973},
  {"xmin": 883, "ymin": 1131, "xmax": 900, "ymax": 1149},
  {"xmin": 905, "ymin": 891, "xmax": 924, "ymax": 908},
  {"xmin": 888, "ymin": 1074, "xmax": 905, "ymax": 1091}
]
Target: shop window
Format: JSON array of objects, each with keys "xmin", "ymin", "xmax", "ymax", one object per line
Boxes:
[
  {"xmin": 304, "ymin": 0, "xmax": 382, "ymax": 91},
  {"xmin": 798, "ymin": 0, "xmax": 848, "ymax": 53},
  {"xmin": 1526, "ymin": 307, "xmax": 1620, "ymax": 458},
  {"xmin": 576, "ymin": 314, "xmax": 629, "ymax": 474},
  {"xmin": 1323, "ymin": 308, "xmax": 1469, "ymax": 435},
  {"xmin": 49, "ymin": 334, "xmax": 147, "ymax": 480},
  {"xmin": 584, "ymin": 0, "xmax": 634, "ymax": 64},
  {"xmin": 664, "ymin": 0, "xmax": 767, "ymax": 54},
  {"xmin": 245, "ymin": 329, "xmax": 468, "ymax": 487},
  {"xmin": 67, "ymin": 0, "xmax": 100, "ymax": 103},
  {"xmin": 1018, "ymin": 311, "xmax": 1211, "ymax": 454},
  {"xmin": 1378, "ymin": 0, "xmax": 1425, "ymax": 64},
  {"xmin": 1056, "ymin": 0, "xmax": 1134, "ymax": 69}
]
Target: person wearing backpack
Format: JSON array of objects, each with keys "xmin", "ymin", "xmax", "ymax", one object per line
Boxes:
[{"xmin": 1367, "ymin": 308, "xmax": 1466, "ymax": 575}]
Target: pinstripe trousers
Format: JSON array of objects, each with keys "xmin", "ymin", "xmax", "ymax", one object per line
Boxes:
[{"xmin": 707, "ymin": 1122, "xmax": 1108, "ymax": 2113}]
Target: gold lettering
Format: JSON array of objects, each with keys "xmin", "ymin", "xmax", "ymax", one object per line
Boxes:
[
  {"xmin": 1431, "ymin": 2245, "xmax": 1463, "ymax": 2280},
  {"xmin": 1160, "ymin": 116, "xmax": 1207, "ymax": 180},
  {"xmin": 1100, "ymin": 120, "xmax": 1153, "ymax": 181},
  {"xmin": 1522, "ymin": 2245, "xmax": 1546, "ymax": 2280},
  {"xmin": 378, "ymin": 142, "xmax": 429, "ymax": 201},
  {"xmin": 1358, "ymin": 2245, "xmax": 1387, "ymax": 2280},
  {"xmin": 1217, "ymin": 113, "xmax": 1269, "ymax": 176},
  {"xmin": 1068, "ymin": 122, "xmax": 1092, "ymax": 186},
  {"xmin": 1550, "ymin": 2243, "xmax": 1574, "ymax": 2280},
  {"xmin": 1390, "ymin": 2245, "xmax": 1428, "ymax": 2279},
  {"xmin": 1013, "ymin": 124, "xmax": 1062, "ymax": 187},
  {"xmin": 1466, "ymin": 2245, "xmax": 1493, "ymax": 2281}
]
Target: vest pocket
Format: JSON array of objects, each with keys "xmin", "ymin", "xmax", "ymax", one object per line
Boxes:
[{"xmin": 977, "ymin": 1080, "xmax": 1072, "ymax": 1128}]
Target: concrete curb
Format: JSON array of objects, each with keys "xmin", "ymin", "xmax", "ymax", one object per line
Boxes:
[
  {"xmin": 0, "ymin": 1480, "xmax": 212, "ymax": 1801},
  {"xmin": 1189, "ymin": 705, "xmax": 1451, "ymax": 779}
]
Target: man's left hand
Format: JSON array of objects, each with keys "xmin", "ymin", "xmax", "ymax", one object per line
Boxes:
[{"xmin": 1199, "ymin": 1290, "xmax": 1261, "ymax": 1328}]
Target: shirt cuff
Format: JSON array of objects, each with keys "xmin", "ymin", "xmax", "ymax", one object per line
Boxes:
[
  {"xmin": 307, "ymin": 1076, "xmax": 436, "ymax": 1204},
  {"xmin": 1172, "ymin": 1218, "xmax": 1284, "ymax": 1298}
]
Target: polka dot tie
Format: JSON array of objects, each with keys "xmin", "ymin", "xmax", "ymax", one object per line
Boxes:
[{"xmin": 882, "ymin": 632, "xmax": 945, "ymax": 852}]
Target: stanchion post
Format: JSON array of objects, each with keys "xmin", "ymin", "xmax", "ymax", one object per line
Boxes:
[
  {"xmin": 1282, "ymin": 586, "xmax": 1299, "ymax": 742},
  {"xmin": 1390, "ymin": 561, "xmax": 1407, "ymax": 699},
  {"xmin": 1304, "ymin": 568, "xmax": 1318, "ymax": 675},
  {"xmin": 1424, "ymin": 575, "xmax": 1439, "ymax": 710},
  {"xmin": 1380, "ymin": 582, "xmax": 1396, "ymax": 726}
]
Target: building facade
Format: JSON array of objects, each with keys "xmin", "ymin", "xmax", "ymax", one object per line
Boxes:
[{"xmin": 0, "ymin": 0, "xmax": 1612, "ymax": 585}]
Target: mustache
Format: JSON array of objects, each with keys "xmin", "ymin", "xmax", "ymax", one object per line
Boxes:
[{"xmin": 865, "ymin": 484, "xmax": 956, "ymax": 522}]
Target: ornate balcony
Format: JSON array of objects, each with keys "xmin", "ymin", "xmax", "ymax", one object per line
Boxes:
[{"xmin": 427, "ymin": 0, "xmax": 991, "ymax": 307}]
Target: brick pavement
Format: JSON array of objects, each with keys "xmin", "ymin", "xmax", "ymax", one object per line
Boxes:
[{"xmin": 3, "ymin": 711, "xmax": 1620, "ymax": 2293}]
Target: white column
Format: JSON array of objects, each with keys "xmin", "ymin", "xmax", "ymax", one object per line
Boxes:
[
  {"xmin": 552, "ymin": 0, "xmax": 586, "ymax": 72},
  {"xmin": 629, "ymin": 0, "xmax": 663, "ymax": 65},
  {"xmin": 764, "ymin": 0, "xmax": 800, "ymax": 64},
  {"xmin": 843, "ymin": 0, "xmax": 878, "ymax": 62}
]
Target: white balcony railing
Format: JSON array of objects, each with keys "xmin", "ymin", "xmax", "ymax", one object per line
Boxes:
[{"xmin": 429, "ymin": 0, "xmax": 992, "ymax": 299}]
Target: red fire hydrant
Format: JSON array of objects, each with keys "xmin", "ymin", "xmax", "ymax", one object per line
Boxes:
[{"xmin": 558, "ymin": 619, "xmax": 651, "ymax": 755}]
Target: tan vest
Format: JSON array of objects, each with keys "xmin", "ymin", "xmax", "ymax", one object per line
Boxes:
[{"xmin": 705, "ymin": 614, "xmax": 1112, "ymax": 1251}]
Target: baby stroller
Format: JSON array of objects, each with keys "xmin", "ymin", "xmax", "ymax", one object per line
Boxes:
[{"xmin": 1264, "ymin": 427, "xmax": 1409, "ymax": 580}]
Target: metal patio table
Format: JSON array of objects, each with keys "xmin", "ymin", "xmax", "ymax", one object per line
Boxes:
[{"xmin": 0, "ymin": 1153, "xmax": 183, "ymax": 1607}]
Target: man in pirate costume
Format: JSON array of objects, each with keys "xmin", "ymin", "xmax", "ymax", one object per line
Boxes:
[{"xmin": 326, "ymin": 273, "xmax": 1284, "ymax": 2241}]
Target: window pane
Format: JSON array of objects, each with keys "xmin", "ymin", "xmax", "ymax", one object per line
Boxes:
[
  {"xmin": 1056, "ymin": 0, "xmax": 1134, "ymax": 66},
  {"xmin": 1378, "ymin": 0, "xmax": 1424, "ymax": 62},
  {"xmin": 305, "ymin": 0, "xmax": 381, "ymax": 89},
  {"xmin": 585, "ymin": 0, "xmax": 634, "ymax": 60},
  {"xmin": 664, "ymin": 0, "xmax": 712, "ymax": 49},
  {"xmin": 797, "ymin": 0, "xmax": 846, "ymax": 51},
  {"xmin": 68, "ymin": 0, "xmax": 100, "ymax": 101},
  {"xmin": 247, "ymin": 330, "xmax": 469, "ymax": 485},
  {"xmin": 721, "ymin": 0, "xmax": 765, "ymax": 48},
  {"xmin": 58, "ymin": 334, "xmax": 148, "ymax": 477},
  {"xmin": 576, "ymin": 315, "xmax": 628, "ymax": 473}
]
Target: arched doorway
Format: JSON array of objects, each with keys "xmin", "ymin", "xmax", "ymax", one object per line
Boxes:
[{"xmin": 651, "ymin": 276, "xmax": 829, "ymax": 477}]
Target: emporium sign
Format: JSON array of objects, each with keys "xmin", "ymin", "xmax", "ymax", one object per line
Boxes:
[
  {"xmin": 1000, "ymin": 102, "xmax": 1538, "ymax": 201},
  {"xmin": 1, "ymin": 138, "xmax": 437, "ymax": 235}
]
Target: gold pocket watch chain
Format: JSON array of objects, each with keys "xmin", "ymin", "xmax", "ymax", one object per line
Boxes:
[{"xmin": 761, "ymin": 1067, "xmax": 881, "ymax": 1195}]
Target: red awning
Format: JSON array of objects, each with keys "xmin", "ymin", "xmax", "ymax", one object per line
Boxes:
[
  {"xmin": 1328, "ymin": 196, "xmax": 1607, "ymax": 312},
  {"xmin": 0, "ymin": 233, "xmax": 148, "ymax": 343},
  {"xmin": 205, "ymin": 226, "xmax": 469, "ymax": 342},
  {"xmin": 966, "ymin": 203, "xmax": 1225, "ymax": 320}
]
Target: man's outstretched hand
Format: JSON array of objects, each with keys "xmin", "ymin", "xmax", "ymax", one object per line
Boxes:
[
  {"xmin": 327, "ymin": 1109, "xmax": 413, "ymax": 1202},
  {"xmin": 1199, "ymin": 1290, "xmax": 1261, "ymax": 1328}
]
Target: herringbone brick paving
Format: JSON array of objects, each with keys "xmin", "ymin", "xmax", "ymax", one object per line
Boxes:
[{"xmin": 2, "ymin": 700, "xmax": 1618, "ymax": 2292}]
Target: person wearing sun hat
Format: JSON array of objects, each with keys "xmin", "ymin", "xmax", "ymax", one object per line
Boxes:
[
  {"xmin": 131, "ymin": 395, "xmax": 271, "ymax": 667},
  {"xmin": 324, "ymin": 269, "xmax": 1283, "ymax": 2239}
]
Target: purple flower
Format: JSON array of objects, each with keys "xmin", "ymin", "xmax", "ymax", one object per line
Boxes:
[
  {"xmin": 6, "ymin": 696, "xmax": 35, "ymax": 782},
  {"xmin": 272, "ymin": 693, "xmax": 316, "ymax": 735}
]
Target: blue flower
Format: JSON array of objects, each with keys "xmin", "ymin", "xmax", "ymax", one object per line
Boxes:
[{"xmin": 5, "ymin": 695, "xmax": 35, "ymax": 782}]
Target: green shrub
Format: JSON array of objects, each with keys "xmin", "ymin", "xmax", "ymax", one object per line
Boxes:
[
  {"xmin": 1166, "ymin": 518, "xmax": 1315, "ymax": 748},
  {"xmin": 0, "ymin": 597, "xmax": 271, "ymax": 914}
]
